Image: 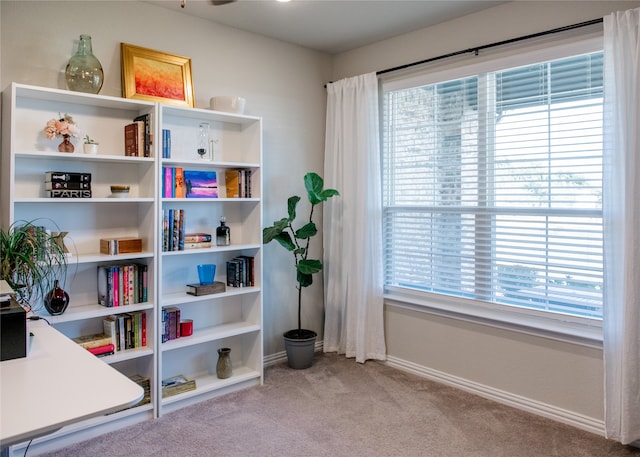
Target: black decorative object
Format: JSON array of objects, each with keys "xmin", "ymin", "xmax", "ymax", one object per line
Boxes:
[{"xmin": 44, "ymin": 279, "xmax": 69, "ymax": 316}]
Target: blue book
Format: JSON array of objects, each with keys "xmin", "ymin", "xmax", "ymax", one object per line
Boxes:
[{"xmin": 162, "ymin": 129, "xmax": 171, "ymax": 158}]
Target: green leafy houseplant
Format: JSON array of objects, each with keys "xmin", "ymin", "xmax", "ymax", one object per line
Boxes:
[
  {"xmin": 0, "ymin": 220, "xmax": 68, "ymax": 312},
  {"xmin": 263, "ymin": 172, "xmax": 339, "ymax": 340}
]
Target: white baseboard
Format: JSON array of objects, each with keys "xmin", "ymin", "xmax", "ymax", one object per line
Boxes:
[{"xmin": 384, "ymin": 355, "xmax": 605, "ymax": 436}]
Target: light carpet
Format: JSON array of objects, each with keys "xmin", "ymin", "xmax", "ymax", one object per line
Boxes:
[{"xmin": 46, "ymin": 353, "xmax": 640, "ymax": 456}]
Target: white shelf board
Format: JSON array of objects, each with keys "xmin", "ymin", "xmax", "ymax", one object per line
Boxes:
[
  {"xmin": 161, "ymin": 367, "xmax": 260, "ymax": 406},
  {"xmin": 44, "ymin": 301, "xmax": 154, "ymax": 323},
  {"xmin": 160, "ymin": 321, "xmax": 261, "ymax": 352},
  {"xmin": 162, "ymin": 286, "xmax": 260, "ymax": 306},
  {"xmin": 15, "ymin": 151, "xmax": 155, "ymax": 163}
]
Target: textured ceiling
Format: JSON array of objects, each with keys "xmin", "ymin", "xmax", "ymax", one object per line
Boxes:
[{"xmin": 145, "ymin": 0, "xmax": 508, "ymax": 54}]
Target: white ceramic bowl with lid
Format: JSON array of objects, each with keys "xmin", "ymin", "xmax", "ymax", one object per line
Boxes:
[{"xmin": 210, "ymin": 96, "xmax": 246, "ymax": 114}]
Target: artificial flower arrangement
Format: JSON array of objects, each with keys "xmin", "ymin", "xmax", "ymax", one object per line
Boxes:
[{"xmin": 43, "ymin": 113, "xmax": 80, "ymax": 140}]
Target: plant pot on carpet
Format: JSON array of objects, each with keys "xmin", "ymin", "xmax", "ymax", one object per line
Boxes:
[
  {"xmin": 263, "ymin": 172, "xmax": 339, "ymax": 369},
  {"xmin": 0, "ymin": 220, "xmax": 68, "ymax": 313}
]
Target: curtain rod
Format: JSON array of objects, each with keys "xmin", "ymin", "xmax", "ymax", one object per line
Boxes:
[{"xmin": 375, "ymin": 18, "xmax": 603, "ymax": 76}]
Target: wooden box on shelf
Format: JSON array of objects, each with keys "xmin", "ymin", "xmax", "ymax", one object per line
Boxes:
[{"xmin": 100, "ymin": 237, "xmax": 143, "ymax": 255}]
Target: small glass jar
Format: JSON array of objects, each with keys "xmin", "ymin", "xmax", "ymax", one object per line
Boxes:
[{"xmin": 197, "ymin": 122, "xmax": 210, "ymax": 160}]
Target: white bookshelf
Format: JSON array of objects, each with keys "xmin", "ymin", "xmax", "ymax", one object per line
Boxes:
[
  {"xmin": 157, "ymin": 104, "xmax": 263, "ymax": 415},
  {"xmin": 0, "ymin": 83, "xmax": 158, "ymax": 456},
  {"xmin": 1, "ymin": 84, "xmax": 264, "ymax": 454}
]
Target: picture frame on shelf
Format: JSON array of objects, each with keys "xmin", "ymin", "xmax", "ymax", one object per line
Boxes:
[
  {"xmin": 184, "ymin": 170, "xmax": 218, "ymax": 198},
  {"xmin": 121, "ymin": 43, "xmax": 194, "ymax": 108}
]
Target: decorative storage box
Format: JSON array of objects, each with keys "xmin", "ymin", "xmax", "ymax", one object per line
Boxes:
[{"xmin": 100, "ymin": 237, "xmax": 142, "ymax": 255}]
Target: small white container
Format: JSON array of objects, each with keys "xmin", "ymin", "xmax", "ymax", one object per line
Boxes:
[
  {"xmin": 210, "ymin": 96, "xmax": 246, "ymax": 114},
  {"xmin": 110, "ymin": 185, "xmax": 130, "ymax": 198},
  {"xmin": 83, "ymin": 143, "xmax": 99, "ymax": 155}
]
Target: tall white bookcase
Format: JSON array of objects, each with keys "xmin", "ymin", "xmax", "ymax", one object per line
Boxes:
[
  {"xmin": 1, "ymin": 83, "xmax": 263, "ymax": 455},
  {"xmin": 157, "ymin": 105, "xmax": 263, "ymax": 415}
]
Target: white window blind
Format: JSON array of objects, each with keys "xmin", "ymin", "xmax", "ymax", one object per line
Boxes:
[{"xmin": 382, "ymin": 51, "xmax": 603, "ymax": 320}]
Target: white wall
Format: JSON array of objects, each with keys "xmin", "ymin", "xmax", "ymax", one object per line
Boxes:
[
  {"xmin": 331, "ymin": 0, "xmax": 640, "ymax": 431},
  {"xmin": 0, "ymin": 0, "xmax": 332, "ymax": 357}
]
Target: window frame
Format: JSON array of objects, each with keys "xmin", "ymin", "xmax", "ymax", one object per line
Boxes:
[{"xmin": 380, "ymin": 35, "xmax": 604, "ymax": 347}]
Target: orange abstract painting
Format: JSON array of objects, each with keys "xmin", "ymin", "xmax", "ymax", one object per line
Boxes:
[
  {"xmin": 121, "ymin": 43, "xmax": 194, "ymax": 107},
  {"xmin": 133, "ymin": 57, "xmax": 185, "ymax": 101}
]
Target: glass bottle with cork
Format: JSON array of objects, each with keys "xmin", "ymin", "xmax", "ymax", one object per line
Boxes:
[{"xmin": 216, "ymin": 217, "xmax": 230, "ymax": 246}]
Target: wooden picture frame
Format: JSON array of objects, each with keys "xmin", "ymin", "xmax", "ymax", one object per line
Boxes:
[{"xmin": 121, "ymin": 43, "xmax": 194, "ymax": 107}]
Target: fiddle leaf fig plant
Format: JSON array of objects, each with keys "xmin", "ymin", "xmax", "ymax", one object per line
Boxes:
[{"xmin": 263, "ymin": 172, "xmax": 339, "ymax": 334}]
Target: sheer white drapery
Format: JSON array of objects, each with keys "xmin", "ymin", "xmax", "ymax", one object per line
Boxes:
[
  {"xmin": 603, "ymin": 7, "xmax": 640, "ymax": 445},
  {"xmin": 323, "ymin": 73, "xmax": 386, "ymax": 363}
]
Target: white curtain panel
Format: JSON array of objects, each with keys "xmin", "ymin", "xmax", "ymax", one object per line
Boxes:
[
  {"xmin": 603, "ymin": 7, "xmax": 640, "ymax": 445},
  {"xmin": 323, "ymin": 73, "xmax": 386, "ymax": 363}
]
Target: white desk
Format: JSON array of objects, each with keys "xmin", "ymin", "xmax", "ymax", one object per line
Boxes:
[{"xmin": 0, "ymin": 320, "xmax": 144, "ymax": 452}]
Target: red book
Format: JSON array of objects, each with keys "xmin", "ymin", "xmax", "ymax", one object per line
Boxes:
[
  {"xmin": 113, "ymin": 266, "xmax": 119, "ymax": 307},
  {"xmin": 87, "ymin": 343, "xmax": 115, "ymax": 356},
  {"xmin": 141, "ymin": 311, "xmax": 147, "ymax": 347},
  {"xmin": 124, "ymin": 123, "xmax": 139, "ymax": 157}
]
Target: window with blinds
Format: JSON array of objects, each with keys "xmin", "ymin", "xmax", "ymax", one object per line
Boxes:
[{"xmin": 382, "ymin": 51, "xmax": 603, "ymax": 320}]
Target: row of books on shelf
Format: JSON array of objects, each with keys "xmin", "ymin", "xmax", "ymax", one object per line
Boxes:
[
  {"xmin": 162, "ymin": 167, "xmax": 252, "ymax": 199},
  {"xmin": 225, "ymin": 169, "xmax": 253, "ymax": 198},
  {"xmin": 163, "ymin": 208, "xmax": 185, "ymax": 251},
  {"xmin": 162, "ymin": 210, "xmax": 215, "ymax": 252},
  {"xmin": 227, "ymin": 256, "xmax": 255, "ymax": 288},
  {"xmin": 162, "ymin": 306, "xmax": 182, "ymax": 343},
  {"xmin": 121, "ymin": 374, "xmax": 151, "ymax": 409},
  {"xmin": 72, "ymin": 311, "xmax": 147, "ymax": 356},
  {"xmin": 162, "ymin": 167, "xmax": 218, "ymax": 198},
  {"xmin": 124, "ymin": 113, "xmax": 152, "ymax": 157},
  {"xmin": 97, "ymin": 263, "xmax": 149, "ymax": 307},
  {"xmin": 44, "ymin": 171, "xmax": 92, "ymax": 198}
]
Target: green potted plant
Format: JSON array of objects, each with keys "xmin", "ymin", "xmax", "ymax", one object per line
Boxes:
[
  {"xmin": 0, "ymin": 220, "xmax": 68, "ymax": 313},
  {"xmin": 263, "ymin": 172, "xmax": 339, "ymax": 369},
  {"xmin": 83, "ymin": 134, "xmax": 99, "ymax": 155}
]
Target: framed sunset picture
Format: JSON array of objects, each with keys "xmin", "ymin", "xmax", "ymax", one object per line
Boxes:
[
  {"xmin": 121, "ymin": 43, "xmax": 194, "ymax": 107},
  {"xmin": 184, "ymin": 170, "xmax": 218, "ymax": 198}
]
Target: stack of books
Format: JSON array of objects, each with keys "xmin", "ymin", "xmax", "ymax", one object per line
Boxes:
[
  {"xmin": 44, "ymin": 171, "xmax": 92, "ymax": 198},
  {"xmin": 128, "ymin": 374, "xmax": 151, "ymax": 406},
  {"xmin": 72, "ymin": 332, "xmax": 115, "ymax": 357},
  {"xmin": 183, "ymin": 232, "xmax": 212, "ymax": 250},
  {"xmin": 110, "ymin": 374, "xmax": 151, "ymax": 414}
]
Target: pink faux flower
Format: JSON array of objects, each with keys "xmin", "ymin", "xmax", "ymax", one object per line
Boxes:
[{"xmin": 43, "ymin": 113, "xmax": 80, "ymax": 139}]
